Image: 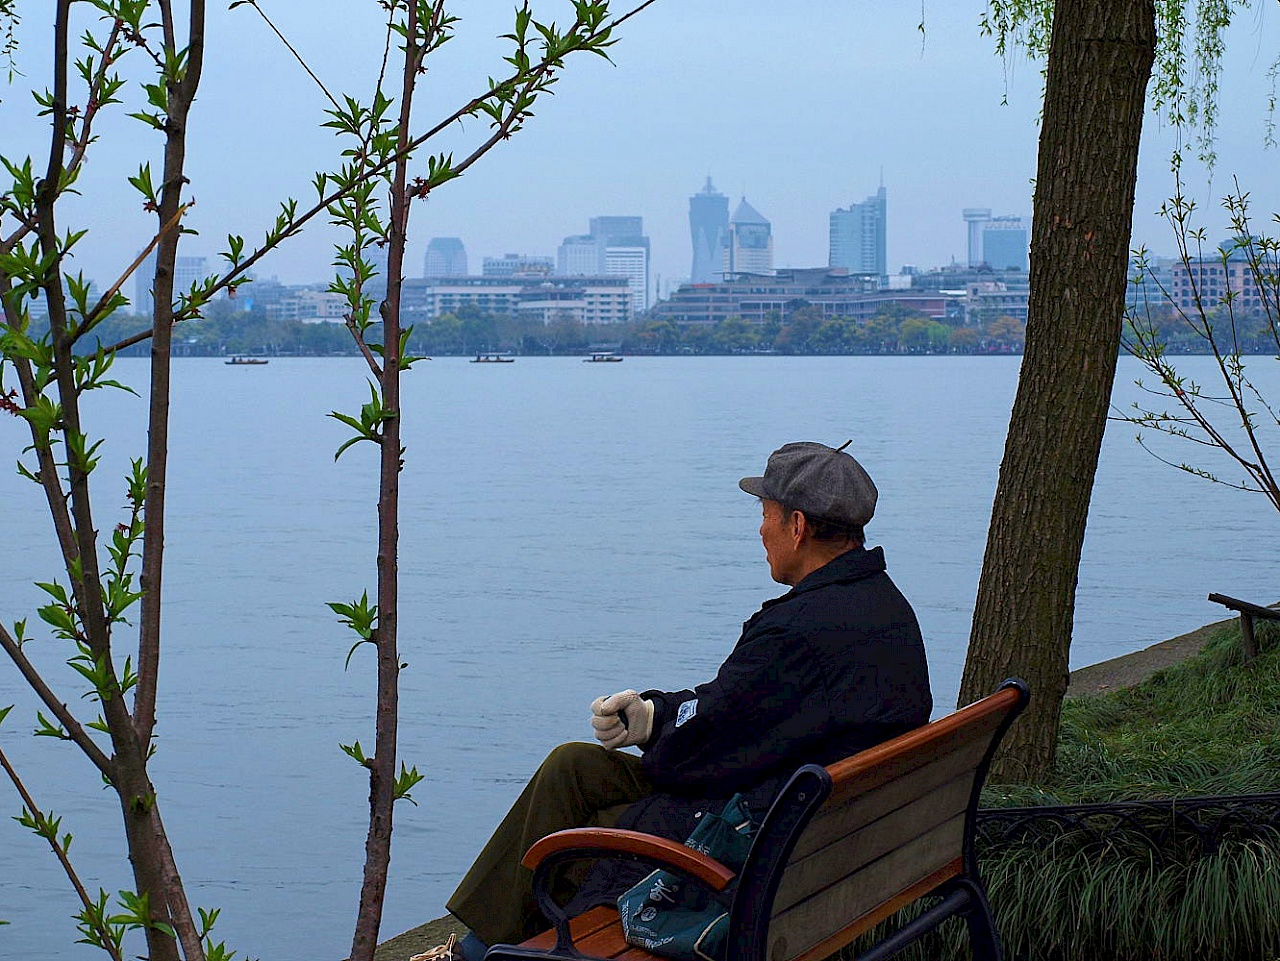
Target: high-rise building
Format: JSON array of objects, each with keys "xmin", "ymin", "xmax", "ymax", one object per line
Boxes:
[
  {"xmin": 424, "ymin": 237, "xmax": 468, "ymax": 277},
  {"xmin": 962, "ymin": 209, "xmax": 1029, "ymax": 271},
  {"xmin": 557, "ymin": 235, "xmax": 604, "ymax": 275},
  {"xmin": 604, "ymin": 246, "xmax": 649, "ymax": 313},
  {"xmin": 134, "ymin": 252, "xmax": 210, "ymax": 315},
  {"xmin": 962, "ymin": 208, "xmax": 992, "ymax": 268},
  {"xmin": 558, "ymin": 216, "xmax": 651, "ymax": 312},
  {"xmin": 829, "ymin": 187, "xmax": 887, "ymax": 277},
  {"xmin": 689, "ymin": 177, "xmax": 729, "ymax": 284},
  {"xmin": 724, "ymin": 197, "xmax": 773, "ymax": 277},
  {"xmin": 588, "ymin": 216, "xmax": 644, "ymax": 246},
  {"xmin": 980, "ymin": 216, "xmax": 1030, "ymax": 271}
]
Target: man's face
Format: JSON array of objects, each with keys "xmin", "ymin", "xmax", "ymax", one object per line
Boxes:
[{"xmin": 759, "ymin": 499, "xmax": 800, "ymax": 585}]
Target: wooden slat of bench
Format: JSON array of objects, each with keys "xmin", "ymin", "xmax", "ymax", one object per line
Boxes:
[
  {"xmin": 783, "ymin": 859, "xmax": 964, "ymax": 961},
  {"xmin": 522, "ymin": 906, "xmax": 620, "ymax": 951},
  {"xmin": 789, "ymin": 737, "xmax": 987, "ymax": 862},
  {"xmin": 522, "ymin": 906, "xmax": 662, "ymax": 961},
  {"xmin": 773, "ymin": 770, "xmax": 973, "ymax": 914},
  {"xmin": 824, "ymin": 703, "xmax": 1009, "ymax": 806},
  {"xmin": 767, "ymin": 813, "xmax": 966, "ymax": 961},
  {"xmin": 575, "ymin": 921, "xmax": 641, "ymax": 960}
]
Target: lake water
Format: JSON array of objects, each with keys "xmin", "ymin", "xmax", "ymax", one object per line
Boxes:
[{"xmin": 1, "ymin": 355, "xmax": 1276, "ymax": 960}]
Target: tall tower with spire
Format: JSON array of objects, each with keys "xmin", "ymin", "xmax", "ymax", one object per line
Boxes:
[{"xmin": 688, "ymin": 177, "xmax": 729, "ymax": 284}]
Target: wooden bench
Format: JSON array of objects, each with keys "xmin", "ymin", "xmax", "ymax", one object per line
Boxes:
[
  {"xmin": 1208, "ymin": 593, "xmax": 1280, "ymax": 661},
  {"xmin": 485, "ymin": 679, "xmax": 1029, "ymax": 961}
]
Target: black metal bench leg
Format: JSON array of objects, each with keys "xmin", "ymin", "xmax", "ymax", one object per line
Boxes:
[{"xmin": 957, "ymin": 878, "xmax": 1003, "ymax": 961}]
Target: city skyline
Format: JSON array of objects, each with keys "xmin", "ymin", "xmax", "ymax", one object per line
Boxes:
[{"xmin": 4, "ymin": 2, "xmax": 1278, "ymax": 301}]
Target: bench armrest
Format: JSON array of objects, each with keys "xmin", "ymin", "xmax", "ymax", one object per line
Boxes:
[
  {"xmin": 522, "ymin": 827, "xmax": 735, "ymax": 891},
  {"xmin": 519, "ymin": 827, "xmax": 736, "ymax": 957}
]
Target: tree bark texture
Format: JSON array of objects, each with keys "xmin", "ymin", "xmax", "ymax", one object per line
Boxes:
[{"xmin": 959, "ymin": 0, "xmax": 1156, "ymax": 783}]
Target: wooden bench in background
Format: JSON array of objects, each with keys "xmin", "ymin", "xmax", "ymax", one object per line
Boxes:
[
  {"xmin": 485, "ymin": 678, "xmax": 1030, "ymax": 961},
  {"xmin": 1208, "ymin": 592, "xmax": 1280, "ymax": 661}
]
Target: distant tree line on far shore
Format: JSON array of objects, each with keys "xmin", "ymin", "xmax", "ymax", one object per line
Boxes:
[{"xmin": 49, "ymin": 297, "xmax": 1278, "ymax": 358}]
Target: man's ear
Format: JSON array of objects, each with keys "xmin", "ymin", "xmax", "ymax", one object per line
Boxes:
[{"xmin": 790, "ymin": 509, "xmax": 808, "ymax": 544}]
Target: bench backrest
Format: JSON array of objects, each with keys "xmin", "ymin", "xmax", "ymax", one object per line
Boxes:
[{"xmin": 728, "ymin": 679, "xmax": 1029, "ymax": 961}]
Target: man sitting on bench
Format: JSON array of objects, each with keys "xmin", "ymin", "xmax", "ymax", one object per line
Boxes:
[{"xmin": 435, "ymin": 441, "xmax": 934, "ymax": 961}]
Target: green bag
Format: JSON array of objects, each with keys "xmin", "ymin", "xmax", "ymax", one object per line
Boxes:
[{"xmin": 616, "ymin": 794, "xmax": 757, "ymax": 961}]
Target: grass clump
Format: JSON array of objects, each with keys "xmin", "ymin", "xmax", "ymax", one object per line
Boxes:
[{"xmin": 991, "ymin": 619, "xmax": 1280, "ymax": 805}]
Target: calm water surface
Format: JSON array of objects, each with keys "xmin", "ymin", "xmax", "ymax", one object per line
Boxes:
[{"xmin": 1, "ymin": 355, "xmax": 1276, "ymax": 960}]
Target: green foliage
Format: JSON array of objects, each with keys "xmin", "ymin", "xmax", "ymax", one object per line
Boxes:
[
  {"xmin": 340, "ymin": 739, "xmax": 372, "ymax": 769},
  {"xmin": 393, "ymin": 762, "xmax": 425, "ymax": 805},
  {"xmin": 848, "ymin": 830, "xmax": 1280, "ymax": 961},
  {"xmin": 328, "ymin": 590, "xmax": 378, "ymax": 668},
  {"xmin": 328, "ymin": 381, "xmax": 395, "ymax": 460},
  {"xmin": 73, "ymin": 889, "xmax": 126, "ymax": 957},
  {"xmin": 983, "ymin": 621, "xmax": 1280, "ymax": 805},
  {"xmin": 57, "ymin": 301, "xmax": 1046, "ymax": 358},
  {"xmin": 0, "ymin": 0, "xmax": 18, "ymax": 86},
  {"xmin": 979, "ymin": 0, "xmax": 1269, "ymax": 168}
]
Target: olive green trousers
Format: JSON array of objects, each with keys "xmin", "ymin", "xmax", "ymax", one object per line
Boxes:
[{"xmin": 446, "ymin": 742, "xmax": 653, "ymax": 947}]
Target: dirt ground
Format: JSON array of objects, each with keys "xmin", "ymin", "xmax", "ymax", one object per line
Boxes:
[{"xmin": 1065, "ymin": 614, "xmax": 1238, "ymax": 696}]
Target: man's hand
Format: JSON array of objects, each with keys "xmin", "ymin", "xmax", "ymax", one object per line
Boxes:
[{"xmin": 590, "ymin": 689, "xmax": 655, "ymax": 750}]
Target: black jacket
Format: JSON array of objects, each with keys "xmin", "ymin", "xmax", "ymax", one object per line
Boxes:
[{"xmin": 567, "ymin": 546, "xmax": 932, "ymax": 913}]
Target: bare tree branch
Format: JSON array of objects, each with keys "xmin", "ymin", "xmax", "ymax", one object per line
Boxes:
[
  {"xmin": 0, "ymin": 621, "xmax": 112, "ymax": 775},
  {"xmin": 0, "ymin": 744, "xmax": 124, "ymax": 961}
]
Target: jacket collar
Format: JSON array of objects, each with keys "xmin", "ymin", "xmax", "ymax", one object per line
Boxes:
[{"xmin": 765, "ymin": 546, "xmax": 886, "ymax": 608}]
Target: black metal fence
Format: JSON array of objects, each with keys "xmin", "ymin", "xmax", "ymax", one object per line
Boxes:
[{"xmin": 976, "ymin": 792, "xmax": 1280, "ymax": 858}]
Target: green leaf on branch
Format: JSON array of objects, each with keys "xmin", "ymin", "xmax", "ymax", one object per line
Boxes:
[
  {"xmin": 328, "ymin": 381, "xmax": 395, "ymax": 459},
  {"xmin": 65, "ymin": 429, "xmax": 105, "ymax": 475},
  {"xmin": 340, "ymin": 739, "xmax": 373, "ymax": 768},
  {"xmin": 37, "ymin": 602, "xmax": 78, "ymax": 637},
  {"xmin": 394, "ymin": 763, "xmax": 425, "ymax": 805},
  {"xmin": 73, "ymin": 889, "xmax": 126, "ymax": 955},
  {"xmin": 127, "ymin": 163, "xmax": 158, "ymax": 208},
  {"xmin": 197, "ymin": 906, "xmax": 221, "ymax": 940},
  {"xmin": 221, "ymin": 233, "xmax": 246, "ymax": 267},
  {"xmin": 33, "ymin": 711, "xmax": 69, "ymax": 740},
  {"xmin": 108, "ymin": 889, "xmax": 176, "ymax": 938},
  {"xmin": 17, "ymin": 393, "xmax": 62, "ymax": 435},
  {"xmin": 329, "ymin": 591, "xmax": 379, "ymax": 668}
]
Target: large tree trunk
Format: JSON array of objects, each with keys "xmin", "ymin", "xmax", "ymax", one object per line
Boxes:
[{"xmin": 959, "ymin": 0, "xmax": 1156, "ymax": 783}]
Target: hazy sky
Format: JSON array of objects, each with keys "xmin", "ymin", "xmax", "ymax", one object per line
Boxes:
[{"xmin": 4, "ymin": 1, "xmax": 1279, "ymax": 297}]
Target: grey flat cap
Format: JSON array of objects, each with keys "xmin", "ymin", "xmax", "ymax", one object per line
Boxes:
[{"xmin": 739, "ymin": 441, "xmax": 878, "ymax": 528}]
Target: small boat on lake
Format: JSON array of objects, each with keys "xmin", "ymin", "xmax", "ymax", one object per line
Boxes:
[
  {"xmin": 471, "ymin": 353, "xmax": 516, "ymax": 363},
  {"xmin": 225, "ymin": 357, "xmax": 269, "ymax": 365},
  {"xmin": 584, "ymin": 351, "xmax": 623, "ymax": 363}
]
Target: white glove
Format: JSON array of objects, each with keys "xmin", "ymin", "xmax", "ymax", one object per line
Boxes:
[{"xmin": 590, "ymin": 689, "xmax": 655, "ymax": 750}]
